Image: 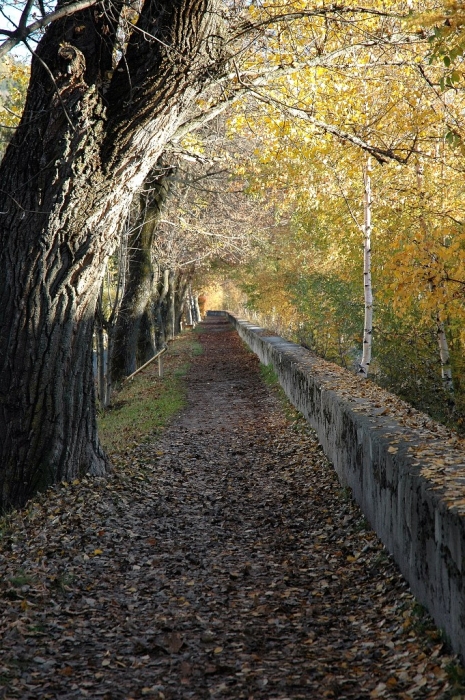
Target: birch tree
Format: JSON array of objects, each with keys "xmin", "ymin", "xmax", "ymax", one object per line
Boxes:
[
  {"xmin": 359, "ymin": 157, "xmax": 373, "ymax": 378},
  {"xmin": 410, "ymin": 158, "xmax": 455, "ymax": 397}
]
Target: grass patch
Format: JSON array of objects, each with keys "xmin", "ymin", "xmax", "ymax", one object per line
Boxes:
[
  {"xmin": 98, "ymin": 334, "xmax": 200, "ymax": 453},
  {"xmin": 259, "ymin": 362, "xmax": 279, "ymax": 387},
  {"xmin": 8, "ymin": 570, "xmax": 35, "ymax": 588},
  {"xmin": 191, "ymin": 339, "xmax": 203, "ymax": 356}
]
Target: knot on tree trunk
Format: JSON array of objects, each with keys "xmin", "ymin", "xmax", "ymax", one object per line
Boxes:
[{"xmin": 58, "ymin": 43, "xmax": 86, "ymax": 83}]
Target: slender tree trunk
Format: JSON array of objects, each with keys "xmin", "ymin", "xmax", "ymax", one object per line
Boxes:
[
  {"xmin": 0, "ymin": 0, "xmax": 226, "ymax": 510},
  {"xmin": 359, "ymin": 157, "xmax": 373, "ymax": 378},
  {"xmin": 436, "ymin": 315, "xmax": 454, "ymax": 398},
  {"xmin": 166, "ymin": 270, "xmax": 177, "ymax": 341},
  {"xmin": 190, "ymin": 286, "xmax": 200, "ymax": 325},
  {"xmin": 155, "ymin": 268, "xmax": 171, "ymax": 347},
  {"xmin": 106, "ymin": 326, "xmax": 116, "ymax": 408},
  {"xmin": 189, "ymin": 290, "xmax": 196, "ymax": 326},
  {"xmin": 194, "ymin": 294, "xmax": 202, "ymax": 323},
  {"xmin": 185, "ymin": 289, "xmax": 194, "ymax": 325},
  {"xmin": 95, "ymin": 291, "xmax": 107, "ymax": 410},
  {"xmin": 416, "ymin": 160, "xmax": 455, "ymax": 403},
  {"xmin": 175, "ymin": 275, "xmax": 190, "ymax": 334}
]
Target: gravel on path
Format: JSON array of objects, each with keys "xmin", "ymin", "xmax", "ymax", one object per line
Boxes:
[{"xmin": 0, "ymin": 317, "xmax": 462, "ymax": 700}]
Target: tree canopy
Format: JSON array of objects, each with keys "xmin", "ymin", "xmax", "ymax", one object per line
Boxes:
[{"xmin": 2, "ymin": 0, "xmax": 465, "ymax": 509}]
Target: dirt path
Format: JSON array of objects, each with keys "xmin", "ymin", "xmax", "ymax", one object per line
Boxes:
[{"xmin": 0, "ymin": 318, "xmax": 461, "ymax": 699}]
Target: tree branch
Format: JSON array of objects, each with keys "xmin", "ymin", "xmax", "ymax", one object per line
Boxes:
[
  {"xmin": 232, "ymin": 5, "xmax": 407, "ymax": 41},
  {"xmin": 245, "ymin": 85, "xmax": 415, "ymax": 165},
  {"xmin": 0, "ymin": 0, "xmax": 100, "ymax": 60}
]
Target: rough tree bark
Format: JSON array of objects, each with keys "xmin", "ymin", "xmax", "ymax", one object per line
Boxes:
[
  {"xmin": 137, "ymin": 285, "xmax": 159, "ymax": 365},
  {"xmin": 110, "ymin": 165, "xmax": 174, "ymax": 384},
  {"xmin": 98, "ymin": 224, "xmax": 129, "ymax": 409},
  {"xmin": 0, "ymin": 0, "xmax": 226, "ymax": 510}
]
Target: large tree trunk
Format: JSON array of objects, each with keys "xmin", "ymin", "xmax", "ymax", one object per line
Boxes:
[
  {"xmin": 0, "ymin": 0, "xmax": 225, "ymax": 510},
  {"xmin": 137, "ymin": 279, "xmax": 160, "ymax": 366},
  {"xmin": 110, "ymin": 167, "xmax": 173, "ymax": 383},
  {"xmin": 98, "ymin": 222, "xmax": 130, "ymax": 409}
]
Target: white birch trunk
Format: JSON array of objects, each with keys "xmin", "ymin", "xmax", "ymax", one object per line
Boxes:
[
  {"xmin": 185, "ymin": 290, "xmax": 194, "ymax": 326},
  {"xmin": 184, "ymin": 297, "xmax": 194, "ymax": 326},
  {"xmin": 359, "ymin": 158, "xmax": 373, "ymax": 378},
  {"xmin": 416, "ymin": 159, "xmax": 455, "ymax": 401},
  {"xmin": 189, "ymin": 286, "xmax": 198, "ymax": 326},
  {"xmin": 194, "ymin": 294, "xmax": 202, "ymax": 323},
  {"xmin": 436, "ymin": 315, "xmax": 454, "ymax": 396}
]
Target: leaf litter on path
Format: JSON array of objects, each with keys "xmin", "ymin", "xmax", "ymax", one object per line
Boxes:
[{"xmin": 0, "ymin": 317, "xmax": 463, "ymax": 699}]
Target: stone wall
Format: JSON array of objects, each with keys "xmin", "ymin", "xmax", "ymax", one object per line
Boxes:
[{"xmin": 225, "ymin": 313, "xmax": 465, "ymax": 662}]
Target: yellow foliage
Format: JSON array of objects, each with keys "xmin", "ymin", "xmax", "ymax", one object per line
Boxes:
[
  {"xmin": 225, "ymin": 0, "xmax": 465, "ymax": 359},
  {"xmin": 0, "ymin": 56, "xmax": 29, "ymax": 154}
]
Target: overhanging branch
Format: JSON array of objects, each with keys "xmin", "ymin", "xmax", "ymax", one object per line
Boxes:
[
  {"xmin": 0, "ymin": 0, "xmax": 100, "ymax": 59},
  {"xmin": 232, "ymin": 5, "xmax": 407, "ymax": 42},
  {"xmin": 246, "ymin": 86, "xmax": 416, "ymax": 165}
]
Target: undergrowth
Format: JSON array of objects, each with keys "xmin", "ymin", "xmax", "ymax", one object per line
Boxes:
[
  {"xmin": 259, "ymin": 362, "xmax": 279, "ymax": 387},
  {"xmin": 98, "ymin": 334, "xmax": 202, "ymax": 453}
]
